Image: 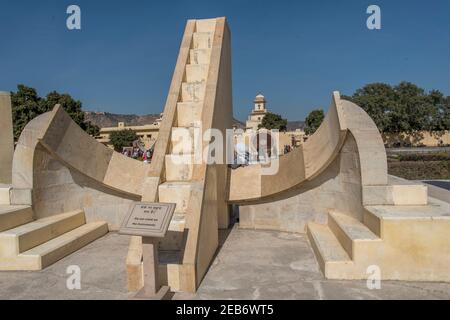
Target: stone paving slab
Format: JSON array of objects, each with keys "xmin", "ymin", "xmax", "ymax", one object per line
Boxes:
[{"xmin": 0, "ymin": 227, "xmax": 449, "ymax": 300}]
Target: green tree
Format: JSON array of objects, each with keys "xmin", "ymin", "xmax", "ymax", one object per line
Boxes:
[
  {"xmin": 10, "ymin": 85, "xmax": 44, "ymax": 141},
  {"xmin": 304, "ymin": 109, "xmax": 324, "ymax": 135},
  {"xmin": 109, "ymin": 129, "xmax": 138, "ymax": 151},
  {"xmin": 343, "ymin": 82, "xmax": 450, "ymax": 134},
  {"xmin": 342, "ymin": 83, "xmax": 396, "ymax": 133},
  {"xmin": 258, "ymin": 112, "xmax": 288, "ymax": 131},
  {"xmin": 41, "ymin": 91, "xmax": 100, "ymax": 136},
  {"xmin": 10, "ymin": 85, "xmax": 100, "ymax": 141},
  {"xmin": 393, "ymin": 82, "xmax": 434, "ymax": 132},
  {"xmin": 84, "ymin": 121, "xmax": 101, "ymax": 137}
]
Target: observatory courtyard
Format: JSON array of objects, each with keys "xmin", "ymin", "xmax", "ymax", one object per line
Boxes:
[{"xmin": 0, "ymin": 17, "xmax": 449, "ymax": 300}]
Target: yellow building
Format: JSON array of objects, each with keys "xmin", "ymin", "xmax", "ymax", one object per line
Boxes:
[{"xmin": 96, "ymin": 115, "xmax": 162, "ymax": 150}]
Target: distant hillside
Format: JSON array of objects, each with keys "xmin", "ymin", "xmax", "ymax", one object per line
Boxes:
[
  {"xmin": 287, "ymin": 121, "xmax": 305, "ymax": 131},
  {"xmin": 85, "ymin": 111, "xmax": 248, "ymax": 129},
  {"xmin": 84, "ymin": 111, "xmax": 304, "ymax": 131},
  {"xmin": 84, "ymin": 112, "xmax": 161, "ymax": 128}
]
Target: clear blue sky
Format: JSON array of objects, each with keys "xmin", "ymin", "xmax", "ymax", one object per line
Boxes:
[{"xmin": 0, "ymin": 0, "xmax": 449, "ymax": 121}]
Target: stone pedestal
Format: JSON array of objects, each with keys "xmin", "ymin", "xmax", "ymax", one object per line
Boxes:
[{"xmin": 134, "ymin": 237, "xmax": 171, "ymax": 300}]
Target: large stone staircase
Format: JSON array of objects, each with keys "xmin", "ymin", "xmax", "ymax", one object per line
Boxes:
[
  {"xmin": 126, "ymin": 17, "xmax": 232, "ymax": 293},
  {"xmin": 307, "ymin": 199, "xmax": 450, "ymax": 282},
  {"xmin": 0, "ymin": 185, "xmax": 108, "ymax": 270},
  {"xmin": 156, "ymin": 19, "xmax": 216, "ymax": 286}
]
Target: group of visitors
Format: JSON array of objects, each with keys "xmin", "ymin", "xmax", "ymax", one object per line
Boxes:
[
  {"xmin": 229, "ymin": 142, "xmax": 297, "ymax": 170},
  {"xmin": 122, "ymin": 147, "xmax": 153, "ymax": 163}
]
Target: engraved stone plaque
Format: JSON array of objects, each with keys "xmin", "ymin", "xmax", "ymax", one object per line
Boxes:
[{"xmin": 119, "ymin": 202, "xmax": 176, "ymax": 238}]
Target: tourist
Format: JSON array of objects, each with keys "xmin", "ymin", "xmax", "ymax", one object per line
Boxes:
[{"xmin": 143, "ymin": 151, "xmax": 148, "ymax": 163}]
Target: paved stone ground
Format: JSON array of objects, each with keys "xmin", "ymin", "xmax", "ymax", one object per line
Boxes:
[
  {"xmin": 0, "ymin": 227, "xmax": 449, "ymax": 300},
  {"xmin": 0, "ymin": 232, "xmax": 133, "ymax": 300}
]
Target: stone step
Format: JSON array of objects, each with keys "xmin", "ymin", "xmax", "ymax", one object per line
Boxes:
[
  {"xmin": 193, "ymin": 32, "xmax": 213, "ymax": 49},
  {"xmin": 0, "ymin": 205, "xmax": 33, "ymax": 232},
  {"xmin": 0, "ymin": 185, "xmax": 11, "ymax": 205},
  {"xmin": 189, "ymin": 49, "xmax": 212, "ymax": 65},
  {"xmin": 171, "ymin": 127, "xmax": 196, "ymax": 155},
  {"xmin": 177, "ymin": 102, "xmax": 203, "ymax": 127},
  {"xmin": 165, "ymin": 154, "xmax": 194, "ymax": 182},
  {"xmin": 307, "ymin": 222, "xmax": 351, "ymax": 275},
  {"xmin": 19, "ymin": 221, "xmax": 108, "ymax": 270},
  {"xmin": 328, "ymin": 210, "xmax": 380, "ymax": 259},
  {"xmin": 0, "ymin": 210, "xmax": 86, "ymax": 257},
  {"xmin": 185, "ymin": 64, "xmax": 209, "ymax": 82},
  {"xmin": 158, "ymin": 181, "xmax": 199, "ymax": 214},
  {"xmin": 159, "ymin": 213, "xmax": 186, "ymax": 251},
  {"xmin": 195, "ymin": 19, "xmax": 216, "ymax": 33},
  {"xmin": 181, "ymin": 82, "xmax": 206, "ymax": 102}
]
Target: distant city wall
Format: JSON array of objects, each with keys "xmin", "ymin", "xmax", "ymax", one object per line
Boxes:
[{"xmin": 383, "ymin": 131, "xmax": 450, "ymax": 147}]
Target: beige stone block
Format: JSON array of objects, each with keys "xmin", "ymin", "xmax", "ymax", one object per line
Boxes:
[
  {"xmin": 165, "ymin": 263, "xmax": 182, "ymax": 291},
  {"xmin": 0, "ymin": 186, "xmax": 11, "ymax": 205},
  {"xmin": 181, "ymin": 82, "xmax": 206, "ymax": 102},
  {"xmin": 195, "ymin": 19, "xmax": 216, "ymax": 33},
  {"xmin": 126, "ymin": 236, "xmax": 144, "ymax": 292},
  {"xmin": 189, "ymin": 49, "xmax": 211, "ymax": 65},
  {"xmin": 177, "ymin": 102, "xmax": 203, "ymax": 127},
  {"xmin": 185, "ymin": 64, "xmax": 209, "ymax": 82},
  {"xmin": 165, "ymin": 154, "xmax": 194, "ymax": 181},
  {"xmin": 363, "ymin": 185, "xmax": 428, "ymax": 206},
  {"xmin": 170, "ymin": 127, "xmax": 196, "ymax": 155},
  {"xmin": 193, "ymin": 32, "xmax": 213, "ymax": 49},
  {"xmin": 391, "ymin": 185, "xmax": 428, "ymax": 205},
  {"xmin": 10, "ymin": 188, "xmax": 32, "ymax": 206},
  {"xmin": 158, "ymin": 182, "xmax": 194, "ymax": 214}
]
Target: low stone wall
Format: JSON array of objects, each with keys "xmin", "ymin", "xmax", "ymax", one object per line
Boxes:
[{"xmin": 238, "ymin": 133, "xmax": 363, "ymax": 233}]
